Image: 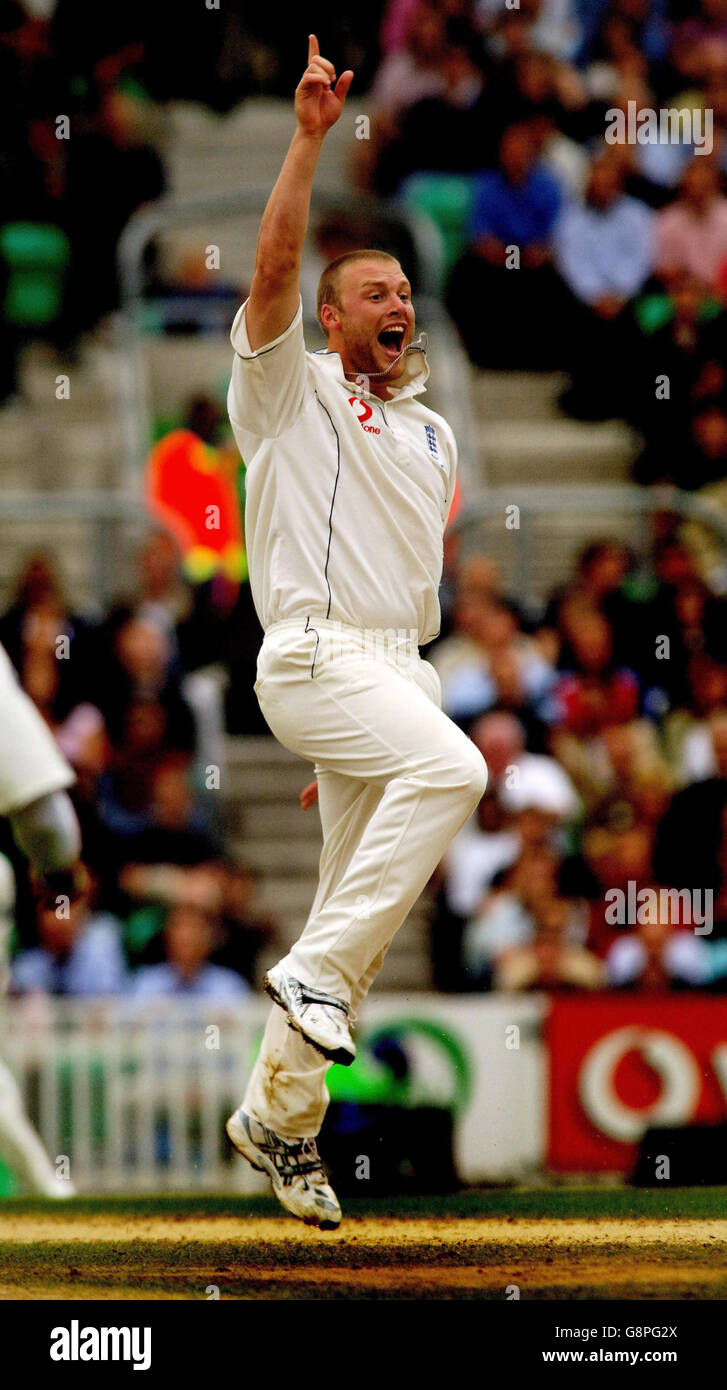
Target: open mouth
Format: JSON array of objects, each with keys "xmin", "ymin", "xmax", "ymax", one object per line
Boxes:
[{"xmin": 377, "ymin": 325, "xmax": 406, "ymax": 356}]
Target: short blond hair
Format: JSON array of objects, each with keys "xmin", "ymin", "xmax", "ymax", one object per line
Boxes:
[{"xmin": 316, "ymin": 250, "xmax": 401, "ymax": 333}]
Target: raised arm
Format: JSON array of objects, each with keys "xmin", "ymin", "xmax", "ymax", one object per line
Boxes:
[{"xmin": 246, "ymin": 34, "xmax": 353, "ymax": 352}]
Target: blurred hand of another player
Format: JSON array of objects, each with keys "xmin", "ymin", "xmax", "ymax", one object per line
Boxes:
[
  {"xmin": 295, "ymin": 34, "xmax": 353, "ymax": 139},
  {"xmin": 300, "ymin": 779, "xmax": 319, "ymax": 811}
]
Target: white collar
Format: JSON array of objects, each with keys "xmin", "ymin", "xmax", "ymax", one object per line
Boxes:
[{"xmin": 311, "ymin": 343, "xmax": 430, "ymax": 401}]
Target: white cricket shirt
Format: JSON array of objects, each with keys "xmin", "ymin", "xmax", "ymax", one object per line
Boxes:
[{"xmin": 227, "ymin": 297, "xmax": 457, "ymax": 644}]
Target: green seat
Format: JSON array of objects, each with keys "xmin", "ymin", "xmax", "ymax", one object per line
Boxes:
[
  {"xmin": 399, "ymin": 173, "xmax": 476, "ymax": 281},
  {"xmin": 0, "ymin": 222, "xmax": 70, "ymax": 328}
]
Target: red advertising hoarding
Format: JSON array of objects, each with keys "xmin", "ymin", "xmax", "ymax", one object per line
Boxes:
[{"xmin": 546, "ymin": 994, "xmax": 727, "ymax": 1171}]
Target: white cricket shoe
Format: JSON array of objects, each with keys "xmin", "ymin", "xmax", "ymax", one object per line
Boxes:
[
  {"xmin": 226, "ymin": 1108, "xmax": 341, "ymax": 1229},
  {"xmin": 264, "ymin": 963, "xmax": 356, "ymax": 1066}
]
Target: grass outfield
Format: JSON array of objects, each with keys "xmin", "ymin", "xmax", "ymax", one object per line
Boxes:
[{"xmin": 0, "ymin": 1189, "xmax": 726, "ymax": 1299}]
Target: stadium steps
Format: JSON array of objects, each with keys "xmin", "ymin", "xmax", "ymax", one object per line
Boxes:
[
  {"xmin": 472, "ymin": 370, "xmax": 637, "ymax": 486},
  {"xmin": 220, "ymin": 735, "xmax": 433, "ymax": 991},
  {"xmin": 465, "ymin": 368, "xmax": 643, "ymax": 601},
  {"xmin": 161, "ymin": 99, "xmax": 358, "ymax": 292},
  {"xmin": 167, "ymin": 99, "xmax": 353, "ymax": 194},
  {"xmin": 0, "ymin": 335, "xmax": 131, "ymax": 602},
  {"xmin": 471, "ymin": 504, "xmax": 647, "ymax": 605},
  {"xmin": 471, "ymin": 371, "xmax": 569, "ymax": 421},
  {"xmin": 477, "ymin": 418, "xmax": 636, "ymax": 485},
  {"xmin": 144, "ymin": 337, "xmax": 235, "ymax": 416}
]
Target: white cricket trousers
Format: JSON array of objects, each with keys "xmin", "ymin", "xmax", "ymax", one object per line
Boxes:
[{"xmin": 243, "ymin": 616, "xmax": 487, "ymax": 1137}]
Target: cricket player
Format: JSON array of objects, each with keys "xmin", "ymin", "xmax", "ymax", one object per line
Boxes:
[
  {"xmin": 0, "ymin": 638, "xmax": 84, "ymax": 1195},
  {"xmin": 225, "ymin": 35, "xmax": 487, "ymax": 1228}
]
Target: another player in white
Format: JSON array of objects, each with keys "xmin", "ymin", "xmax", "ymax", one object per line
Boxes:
[
  {"xmin": 0, "ymin": 639, "xmax": 84, "ymax": 1195},
  {"xmin": 226, "ymin": 35, "xmax": 487, "ymax": 1227}
]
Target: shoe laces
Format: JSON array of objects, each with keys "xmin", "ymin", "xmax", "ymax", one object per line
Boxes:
[
  {"xmin": 290, "ymin": 976, "xmax": 349, "ymax": 1019},
  {"xmin": 258, "ymin": 1123, "xmax": 326, "ymax": 1186},
  {"xmin": 281, "ymin": 1136, "xmax": 327, "ymax": 1186}
]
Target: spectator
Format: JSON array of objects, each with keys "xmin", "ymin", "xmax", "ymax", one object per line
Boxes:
[
  {"xmin": 470, "ymin": 45, "xmax": 589, "ymax": 174},
  {"xmin": 555, "ymin": 150, "xmax": 653, "ymax": 418},
  {"xmin": 11, "ymin": 877, "xmax": 126, "ymax": 997},
  {"xmin": 119, "ymin": 858, "xmax": 275, "ymax": 986},
  {"xmin": 129, "ymin": 903, "xmax": 249, "ymax": 1001},
  {"xmin": 435, "ymin": 709, "xmax": 577, "ymax": 986},
  {"xmin": 582, "ymin": 802, "xmax": 656, "ymax": 958},
  {"xmin": 360, "ymin": 1, "xmax": 486, "ymax": 187},
  {"xmin": 605, "ymin": 913, "xmax": 711, "ymax": 989},
  {"xmin": 132, "ymin": 530, "xmax": 192, "ymax": 634},
  {"xmin": 96, "ymin": 609, "xmax": 196, "ymax": 754},
  {"xmin": 629, "ymin": 271, "xmax": 727, "ymax": 480},
  {"xmin": 369, "ymin": 12, "xmax": 487, "ymax": 193},
  {"xmin": 655, "ymin": 158, "xmax": 727, "ymax": 292},
  {"xmin": 208, "ymin": 862, "xmax": 276, "ymax": 984},
  {"xmin": 682, "ymin": 397, "xmax": 727, "ymax": 488},
  {"xmin": 434, "ymin": 596, "xmax": 557, "ymax": 734},
  {"xmin": 55, "ymin": 702, "xmax": 117, "ymax": 905},
  {"xmin": 470, "ymin": 709, "xmax": 580, "ymax": 820},
  {"xmin": 542, "ymin": 538, "xmax": 634, "ymax": 669},
  {"xmin": 115, "ymin": 754, "xmax": 219, "ymax": 879},
  {"xmin": 370, "ymin": 4, "xmax": 464, "ymax": 128},
  {"xmin": 431, "ymin": 555, "xmax": 509, "ymax": 689},
  {"xmin": 654, "ymin": 708, "xmax": 727, "ymax": 895},
  {"xmin": 552, "ymin": 610, "xmax": 640, "ymax": 741},
  {"xmin": 494, "ymin": 897, "xmax": 604, "ymax": 990},
  {"xmin": 443, "ymin": 788, "xmax": 522, "ymax": 924},
  {"xmin": 462, "ymin": 846, "xmax": 564, "ymax": 984},
  {"xmin": 0, "ymin": 554, "xmax": 99, "ymax": 722},
  {"xmin": 446, "ymin": 120, "xmax": 567, "ymax": 367},
  {"xmin": 584, "ymin": 11, "xmax": 652, "ymax": 101}
]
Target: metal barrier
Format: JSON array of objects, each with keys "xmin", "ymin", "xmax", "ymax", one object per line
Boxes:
[
  {"xmin": 3, "ymin": 998, "xmax": 265, "ymax": 1194},
  {"xmin": 450, "ymin": 484, "xmax": 727, "ymax": 609},
  {"xmin": 1, "ymin": 481, "xmax": 726, "ymax": 611}
]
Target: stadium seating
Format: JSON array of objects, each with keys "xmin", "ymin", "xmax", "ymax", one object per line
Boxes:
[
  {"xmin": 0, "ymin": 222, "xmax": 69, "ymax": 329},
  {"xmin": 398, "ymin": 172, "xmax": 476, "ymax": 282}
]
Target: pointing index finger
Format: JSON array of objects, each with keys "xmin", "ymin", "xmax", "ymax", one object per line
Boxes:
[{"xmin": 308, "ymin": 34, "xmax": 319, "ymax": 63}]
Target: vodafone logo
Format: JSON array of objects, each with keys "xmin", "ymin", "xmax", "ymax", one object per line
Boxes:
[
  {"xmin": 548, "ymin": 998, "xmax": 727, "ymax": 1171},
  {"xmin": 578, "ymin": 1026, "xmax": 706, "ymax": 1143},
  {"xmin": 348, "ymin": 396, "xmax": 381, "ymax": 434}
]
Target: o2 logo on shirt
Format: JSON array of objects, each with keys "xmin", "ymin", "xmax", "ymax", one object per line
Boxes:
[{"xmin": 348, "ymin": 396, "xmax": 381, "ymax": 434}]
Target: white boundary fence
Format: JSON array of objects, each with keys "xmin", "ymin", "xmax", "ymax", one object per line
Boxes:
[{"xmin": 1, "ymin": 994, "xmax": 546, "ymax": 1193}]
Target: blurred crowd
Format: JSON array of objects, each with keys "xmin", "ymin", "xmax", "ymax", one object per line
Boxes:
[
  {"xmin": 0, "ymin": 0, "xmax": 262, "ymax": 402},
  {"xmin": 0, "ymin": 538, "xmax": 275, "ymax": 1003},
  {"xmin": 360, "ymin": 0, "xmax": 727, "ymax": 495},
  {"xmin": 5, "ymin": 516, "xmax": 727, "ymax": 1000},
  {"xmin": 8, "ymin": 0, "xmax": 727, "ymax": 492},
  {"xmin": 428, "ymin": 529, "xmax": 727, "ymax": 993}
]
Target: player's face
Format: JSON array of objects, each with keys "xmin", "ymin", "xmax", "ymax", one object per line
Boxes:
[{"xmin": 335, "ymin": 261, "xmax": 416, "ymax": 382}]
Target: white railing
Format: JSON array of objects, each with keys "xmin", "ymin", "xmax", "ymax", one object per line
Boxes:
[
  {"xmin": 3, "ymin": 997, "xmax": 268, "ymax": 1194},
  {"xmin": 1, "ymin": 994, "xmax": 546, "ymax": 1193}
]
